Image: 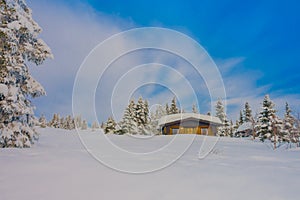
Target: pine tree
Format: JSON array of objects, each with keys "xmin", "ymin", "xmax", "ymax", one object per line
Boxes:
[
  {"xmin": 238, "ymin": 110, "xmax": 243, "ymax": 125},
  {"xmin": 192, "ymin": 104, "xmax": 198, "ymax": 114},
  {"xmin": 104, "ymin": 117, "xmax": 116, "ymax": 134},
  {"xmin": 0, "ymin": 0, "xmax": 53, "ymax": 147},
  {"xmin": 135, "ymin": 97, "xmax": 150, "ymax": 134},
  {"xmin": 217, "ymin": 118, "xmax": 230, "ymax": 137},
  {"xmin": 143, "ymin": 99, "xmax": 149, "ymax": 125},
  {"xmin": 63, "ymin": 115, "xmax": 74, "ymax": 130},
  {"xmin": 74, "ymin": 115, "xmax": 82, "ymax": 129},
  {"xmin": 135, "ymin": 97, "xmax": 144, "ymax": 126},
  {"xmin": 229, "ymin": 120, "xmax": 235, "ymax": 137},
  {"xmin": 149, "ymin": 105, "xmax": 166, "ymax": 135},
  {"xmin": 121, "ymin": 105, "xmax": 136, "ymax": 134},
  {"xmin": 215, "ymin": 99, "xmax": 226, "ymax": 123},
  {"xmin": 59, "ymin": 116, "xmax": 64, "ymax": 129},
  {"xmin": 165, "ymin": 103, "xmax": 170, "ymax": 115},
  {"xmin": 282, "ymin": 102, "xmax": 299, "ymax": 146},
  {"xmin": 243, "ymin": 102, "xmax": 252, "ymax": 122},
  {"xmin": 153, "ymin": 105, "xmax": 166, "ymax": 120},
  {"xmin": 81, "ymin": 120, "xmax": 88, "ymax": 130},
  {"xmin": 49, "ymin": 113, "xmax": 60, "ymax": 128},
  {"xmin": 271, "ymin": 114, "xmax": 283, "ymax": 149},
  {"xmin": 215, "ymin": 99, "xmax": 230, "ymax": 136},
  {"xmin": 91, "ymin": 121, "xmax": 99, "ymax": 131},
  {"xmin": 169, "ymin": 97, "xmax": 179, "ymax": 114},
  {"xmin": 38, "ymin": 114, "xmax": 47, "ymax": 128},
  {"xmin": 255, "ymin": 95, "xmax": 282, "ymax": 148}
]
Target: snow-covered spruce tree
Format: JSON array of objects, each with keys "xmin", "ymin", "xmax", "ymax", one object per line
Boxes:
[
  {"xmin": 74, "ymin": 115, "xmax": 82, "ymax": 129},
  {"xmin": 153, "ymin": 104, "xmax": 166, "ymax": 120},
  {"xmin": 165, "ymin": 103, "xmax": 170, "ymax": 115},
  {"xmin": 229, "ymin": 120, "xmax": 235, "ymax": 137},
  {"xmin": 215, "ymin": 99, "xmax": 230, "ymax": 136},
  {"xmin": 192, "ymin": 104, "xmax": 198, "ymax": 114},
  {"xmin": 0, "ymin": 0, "xmax": 52, "ymax": 147},
  {"xmin": 238, "ymin": 110, "xmax": 243, "ymax": 125},
  {"xmin": 282, "ymin": 102, "xmax": 299, "ymax": 146},
  {"xmin": 104, "ymin": 117, "xmax": 116, "ymax": 134},
  {"xmin": 91, "ymin": 121, "xmax": 99, "ymax": 131},
  {"xmin": 38, "ymin": 114, "xmax": 47, "ymax": 128},
  {"xmin": 217, "ymin": 117, "xmax": 231, "ymax": 137},
  {"xmin": 169, "ymin": 97, "xmax": 179, "ymax": 114},
  {"xmin": 149, "ymin": 105, "xmax": 166, "ymax": 135},
  {"xmin": 48, "ymin": 113, "xmax": 60, "ymax": 128},
  {"xmin": 243, "ymin": 102, "xmax": 252, "ymax": 122},
  {"xmin": 59, "ymin": 116, "xmax": 64, "ymax": 129},
  {"xmin": 256, "ymin": 95, "xmax": 276, "ymax": 141},
  {"xmin": 63, "ymin": 115, "xmax": 75, "ymax": 130},
  {"xmin": 81, "ymin": 120, "xmax": 88, "ymax": 130},
  {"xmin": 135, "ymin": 97, "xmax": 150, "ymax": 134},
  {"xmin": 120, "ymin": 104, "xmax": 136, "ymax": 134},
  {"xmin": 215, "ymin": 99, "xmax": 226, "ymax": 123},
  {"xmin": 255, "ymin": 95, "xmax": 283, "ymax": 148}
]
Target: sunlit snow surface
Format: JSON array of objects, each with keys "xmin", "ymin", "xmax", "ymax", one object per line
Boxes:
[{"xmin": 1, "ymin": 128, "xmax": 299, "ymax": 200}]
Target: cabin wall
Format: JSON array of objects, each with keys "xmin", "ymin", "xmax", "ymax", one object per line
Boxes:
[{"xmin": 162, "ymin": 123, "xmax": 217, "ymax": 136}]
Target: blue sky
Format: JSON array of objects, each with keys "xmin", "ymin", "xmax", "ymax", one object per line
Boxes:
[{"xmin": 27, "ymin": 0, "xmax": 300, "ymax": 122}]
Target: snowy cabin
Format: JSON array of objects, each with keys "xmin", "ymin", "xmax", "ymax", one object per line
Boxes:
[
  {"xmin": 158, "ymin": 113, "xmax": 222, "ymax": 136},
  {"xmin": 235, "ymin": 122, "xmax": 254, "ymax": 137}
]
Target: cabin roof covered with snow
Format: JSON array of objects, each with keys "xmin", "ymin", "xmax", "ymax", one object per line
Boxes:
[
  {"xmin": 158, "ymin": 113, "xmax": 222, "ymax": 126},
  {"xmin": 236, "ymin": 122, "xmax": 253, "ymax": 132}
]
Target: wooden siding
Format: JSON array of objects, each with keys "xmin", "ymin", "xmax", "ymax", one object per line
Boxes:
[{"xmin": 161, "ymin": 117, "xmax": 218, "ymax": 136}]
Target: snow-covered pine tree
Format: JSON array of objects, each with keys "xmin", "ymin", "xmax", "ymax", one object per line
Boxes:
[
  {"xmin": 104, "ymin": 117, "xmax": 116, "ymax": 134},
  {"xmin": 217, "ymin": 118, "xmax": 230, "ymax": 137},
  {"xmin": 135, "ymin": 97, "xmax": 150, "ymax": 134},
  {"xmin": 63, "ymin": 115, "xmax": 73, "ymax": 130},
  {"xmin": 232, "ymin": 120, "xmax": 240, "ymax": 137},
  {"xmin": 149, "ymin": 105, "xmax": 166, "ymax": 135},
  {"xmin": 142, "ymin": 99, "xmax": 151, "ymax": 134},
  {"xmin": 243, "ymin": 102, "xmax": 252, "ymax": 122},
  {"xmin": 135, "ymin": 97, "xmax": 144, "ymax": 126},
  {"xmin": 0, "ymin": 0, "xmax": 53, "ymax": 147},
  {"xmin": 255, "ymin": 95, "xmax": 281, "ymax": 147},
  {"xmin": 192, "ymin": 104, "xmax": 198, "ymax": 114},
  {"xmin": 215, "ymin": 99, "xmax": 226, "ymax": 123},
  {"xmin": 91, "ymin": 121, "xmax": 99, "ymax": 131},
  {"xmin": 59, "ymin": 116, "xmax": 64, "ymax": 129},
  {"xmin": 120, "ymin": 105, "xmax": 136, "ymax": 134},
  {"xmin": 169, "ymin": 97, "xmax": 179, "ymax": 114},
  {"xmin": 74, "ymin": 115, "xmax": 82, "ymax": 129},
  {"xmin": 282, "ymin": 102, "xmax": 299, "ymax": 146},
  {"xmin": 70, "ymin": 117, "xmax": 75, "ymax": 130},
  {"xmin": 49, "ymin": 113, "xmax": 60, "ymax": 128},
  {"xmin": 215, "ymin": 99, "xmax": 230, "ymax": 136},
  {"xmin": 81, "ymin": 120, "xmax": 88, "ymax": 130},
  {"xmin": 238, "ymin": 110, "xmax": 243, "ymax": 125},
  {"xmin": 229, "ymin": 120, "xmax": 234, "ymax": 137},
  {"xmin": 154, "ymin": 104, "xmax": 166, "ymax": 120},
  {"xmin": 165, "ymin": 103, "xmax": 170, "ymax": 115},
  {"xmin": 38, "ymin": 114, "xmax": 47, "ymax": 128},
  {"xmin": 272, "ymin": 114, "xmax": 284, "ymax": 149}
]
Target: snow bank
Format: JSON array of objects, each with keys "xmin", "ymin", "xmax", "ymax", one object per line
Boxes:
[{"xmin": 0, "ymin": 128, "xmax": 299, "ymax": 200}]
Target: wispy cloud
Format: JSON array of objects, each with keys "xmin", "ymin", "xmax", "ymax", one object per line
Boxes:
[{"xmin": 27, "ymin": 0, "xmax": 300, "ymax": 124}]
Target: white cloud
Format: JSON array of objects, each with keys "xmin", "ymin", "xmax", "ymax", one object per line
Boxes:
[{"xmin": 27, "ymin": 0, "xmax": 132, "ymax": 120}]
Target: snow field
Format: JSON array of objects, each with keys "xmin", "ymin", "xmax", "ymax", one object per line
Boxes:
[{"xmin": 1, "ymin": 128, "xmax": 299, "ymax": 200}]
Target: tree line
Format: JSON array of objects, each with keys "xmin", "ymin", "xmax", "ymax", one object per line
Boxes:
[{"xmin": 215, "ymin": 95, "xmax": 300, "ymax": 149}]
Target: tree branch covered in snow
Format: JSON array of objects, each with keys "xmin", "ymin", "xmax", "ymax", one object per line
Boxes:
[{"xmin": 0, "ymin": 0, "xmax": 53, "ymax": 147}]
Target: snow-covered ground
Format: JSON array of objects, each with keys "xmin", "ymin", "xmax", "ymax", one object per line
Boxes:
[{"xmin": 1, "ymin": 128, "xmax": 300, "ymax": 200}]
